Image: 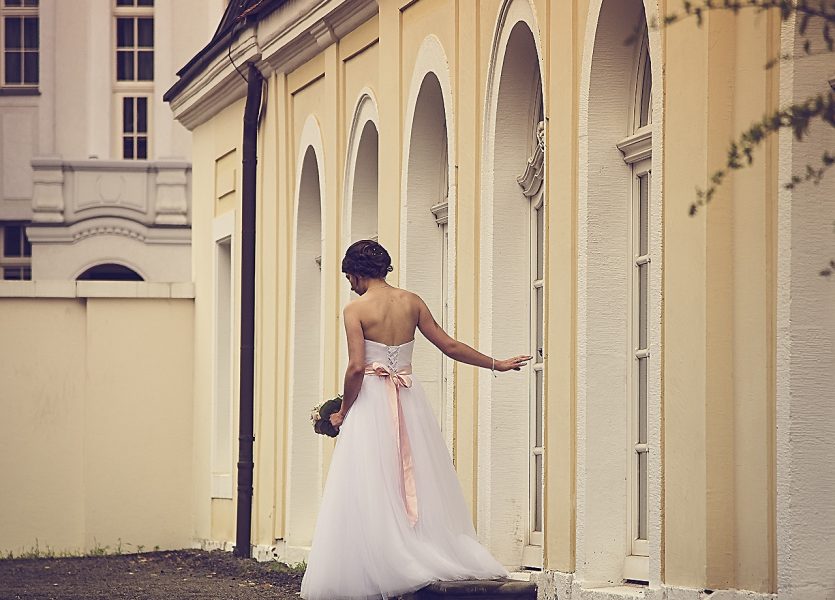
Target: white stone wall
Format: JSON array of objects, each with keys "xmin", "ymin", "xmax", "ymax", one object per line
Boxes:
[{"xmin": 777, "ymin": 14, "xmax": 835, "ymax": 600}]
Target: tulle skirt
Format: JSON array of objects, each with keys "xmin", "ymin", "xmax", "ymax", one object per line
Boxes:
[{"xmin": 300, "ymin": 375, "xmax": 508, "ymax": 599}]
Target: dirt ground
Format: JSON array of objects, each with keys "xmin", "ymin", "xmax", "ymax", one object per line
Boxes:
[{"xmin": 0, "ymin": 550, "xmax": 305, "ymax": 600}]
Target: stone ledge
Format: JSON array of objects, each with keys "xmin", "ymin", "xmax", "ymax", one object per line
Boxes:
[
  {"xmin": 402, "ymin": 578, "xmax": 537, "ymax": 600},
  {"xmin": 0, "ymin": 281, "xmax": 195, "ymax": 299}
]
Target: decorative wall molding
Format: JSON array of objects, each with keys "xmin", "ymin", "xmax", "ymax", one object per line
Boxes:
[
  {"xmin": 29, "ymin": 158, "xmax": 191, "ymax": 228},
  {"xmin": 616, "ymin": 127, "xmax": 653, "ymax": 164},
  {"xmin": 430, "ymin": 200, "xmax": 448, "ymax": 225},
  {"xmin": 517, "ymin": 121, "xmax": 546, "ymax": 197}
]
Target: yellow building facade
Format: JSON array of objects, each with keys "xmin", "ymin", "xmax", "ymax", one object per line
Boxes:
[{"xmin": 166, "ymin": 1, "xmax": 835, "ymax": 598}]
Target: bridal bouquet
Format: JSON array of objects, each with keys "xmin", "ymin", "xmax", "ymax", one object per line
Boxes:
[{"xmin": 310, "ymin": 394, "xmax": 343, "ymax": 438}]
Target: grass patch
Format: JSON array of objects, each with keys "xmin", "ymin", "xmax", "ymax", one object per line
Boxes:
[{"xmin": 2, "ymin": 538, "xmax": 161, "ymax": 560}]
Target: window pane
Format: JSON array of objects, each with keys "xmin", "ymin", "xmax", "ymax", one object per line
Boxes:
[
  {"xmin": 137, "ymin": 18, "xmax": 153, "ymax": 47},
  {"xmin": 4, "ymin": 225, "xmax": 22, "ymax": 257},
  {"xmin": 639, "ymin": 174, "xmax": 649, "ymax": 256},
  {"xmin": 136, "ymin": 136, "xmax": 147, "ymax": 159},
  {"xmin": 5, "ymin": 17, "xmax": 21, "ymax": 49},
  {"xmin": 534, "ymin": 453, "xmax": 543, "ymax": 532},
  {"xmin": 137, "ymin": 0, "xmax": 153, "ymax": 5},
  {"xmin": 116, "ymin": 50, "xmax": 133, "ymax": 80},
  {"xmin": 638, "ymin": 451, "xmax": 647, "ymax": 540},
  {"xmin": 23, "ymin": 16, "xmax": 37, "ymax": 49},
  {"xmin": 639, "ymin": 53, "xmax": 652, "ymax": 128},
  {"xmin": 4, "ymin": 52, "xmax": 21, "ymax": 83},
  {"xmin": 4, "ymin": 1, "xmax": 23, "ymax": 7},
  {"xmin": 123, "ymin": 97, "xmax": 134, "ymax": 133},
  {"xmin": 638, "ymin": 357, "xmax": 647, "ymax": 444},
  {"xmin": 23, "ymin": 0, "xmax": 38, "ymax": 5},
  {"xmin": 23, "ymin": 51, "xmax": 37, "ymax": 83},
  {"xmin": 638, "ymin": 262, "xmax": 647, "ymax": 348},
  {"xmin": 535, "ymin": 369, "xmax": 543, "ymax": 447},
  {"xmin": 116, "ymin": 0, "xmax": 133, "ymax": 5},
  {"xmin": 536, "ymin": 203, "xmax": 544, "ymax": 280},
  {"xmin": 4, "ymin": 267, "xmax": 21, "ymax": 280},
  {"xmin": 123, "ymin": 136, "xmax": 134, "ymax": 159},
  {"xmin": 137, "ymin": 50, "xmax": 153, "ymax": 80},
  {"xmin": 23, "ymin": 230, "xmax": 31, "ymax": 256},
  {"xmin": 136, "ymin": 97, "xmax": 147, "ymax": 132},
  {"xmin": 116, "ymin": 18, "xmax": 133, "ymax": 47},
  {"xmin": 535, "ymin": 285, "xmax": 543, "ymax": 359}
]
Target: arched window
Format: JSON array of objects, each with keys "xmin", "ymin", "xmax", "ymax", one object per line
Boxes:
[
  {"xmin": 517, "ymin": 105, "xmax": 546, "ymax": 560},
  {"xmin": 77, "ymin": 263, "xmax": 143, "ymax": 281},
  {"xmin": 480, "ymin": 12, "xmax": 544, "ymax": 568},
  {"xmin": 616, "ymin": 28, "xmax": 653, "ymax": 579}
]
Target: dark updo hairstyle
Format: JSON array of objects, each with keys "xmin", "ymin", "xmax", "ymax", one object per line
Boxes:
[{"xmin": 341, "ymin": 239, "xmax": 393, "ymax": 279}]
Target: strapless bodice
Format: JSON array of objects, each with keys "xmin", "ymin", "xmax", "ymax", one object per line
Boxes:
[{"xmin": 364, "ymin": 338, "xmax": 414, "ymax": 372}]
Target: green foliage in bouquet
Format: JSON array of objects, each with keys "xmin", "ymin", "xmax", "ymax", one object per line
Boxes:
[{"xmin": 310, "ymin": 395, "xmax": 343, "ymax": 438}]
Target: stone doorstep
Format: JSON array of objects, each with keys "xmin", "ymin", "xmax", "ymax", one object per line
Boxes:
[{"xmin": 399, "ymin": 578, "xmax": 538, "ymax": 599}]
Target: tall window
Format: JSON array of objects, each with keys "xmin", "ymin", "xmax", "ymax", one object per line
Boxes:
[
  {"xmin": 114, "ymin": 0, "xmax": 153, "ymax": 159},
  {"xmin": 2, "ymin": 0, "xmax": 38, "ymax": 87},
  {"xmin": 518, "ymin": 116, "xmax": 546, "ymax": 568},
  {"xmin": 0, "ymin": 224, "xmax": 32, "ymax": 280},
  {"xmin": 429, "ymin": 120, "xmax": 451, "ymax": 442},
  {"xmin": 618, "ymin": 35, "xmax": 652, "ymax": 582}
]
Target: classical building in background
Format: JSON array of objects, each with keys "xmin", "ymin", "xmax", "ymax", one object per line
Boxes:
[{"xmin": 0, "ymin": 0, "xmax": 222, "ymax": 281}]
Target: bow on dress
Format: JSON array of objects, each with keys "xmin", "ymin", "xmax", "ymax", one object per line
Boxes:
[{"xmin": 364, "ymin": 361, "xmax": 418, "ymax": 527}]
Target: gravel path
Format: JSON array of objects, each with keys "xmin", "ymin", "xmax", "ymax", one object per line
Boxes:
[{"xmin": 0, "ymin": 549, "xmax": 304, "ymax": 600}]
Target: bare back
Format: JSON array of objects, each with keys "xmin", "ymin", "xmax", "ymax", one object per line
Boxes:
[{"xmin": 351, "ymin": 285, "xmax": 422, "ymax": 346}]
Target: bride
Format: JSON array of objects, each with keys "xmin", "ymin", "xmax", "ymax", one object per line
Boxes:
[{"xmin": 300, "ymin": 239, "xmax": 531, "ymax": 600}]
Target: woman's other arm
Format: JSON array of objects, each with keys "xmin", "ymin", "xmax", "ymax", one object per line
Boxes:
[
  {"xmin": 331, "ymin": 303, "xmax": 366, "ymax": 428},
  {"xmin": 414, "ymin": 294, "xmax": 530, "ymax": 372}
]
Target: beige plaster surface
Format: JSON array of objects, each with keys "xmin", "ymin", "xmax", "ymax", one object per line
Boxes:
[{"xmin": 0, "ymin": 295, "xmax": 194, "ymax": 555}]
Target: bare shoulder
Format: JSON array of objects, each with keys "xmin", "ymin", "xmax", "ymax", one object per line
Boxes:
[
  {"xmin": 398, "ymin": 288, "xmax": 426, "ymax": 310},
  {"xmin": 343, "ymin": 298, "xmax": 363, "ymax": 316}
]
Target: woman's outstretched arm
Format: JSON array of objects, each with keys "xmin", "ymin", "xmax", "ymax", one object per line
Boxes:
[{"xmin": 414, "ymin": 294, "xmax": 531, "ymax": 372}]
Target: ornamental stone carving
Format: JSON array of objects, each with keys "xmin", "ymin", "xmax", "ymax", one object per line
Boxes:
[{"xmin": 517, "ymin": 121, "xmax": 545, "ymax": 198}]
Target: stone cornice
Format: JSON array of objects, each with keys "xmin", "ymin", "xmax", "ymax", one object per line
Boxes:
[
  {"xmin": 167, "ymin": 34, "xmax": 261, "ymax": 131},
  {"xmin": 617, "ymin": 127, "xmax": 653, "ymax": 164},
  {"xmin": 167, "ymin": 0, "xmax": 378, "ymax": 131},
  {"xmin": 430, "ymin": 200, "xmax": 448, "ymax": 225},
  {"xmin": 27, "ymin": 217, "xmax": 191, "ymax": 245},
  {"xmin": 31, "ymin": 158, "xmax": 191, "ymax": 172}
]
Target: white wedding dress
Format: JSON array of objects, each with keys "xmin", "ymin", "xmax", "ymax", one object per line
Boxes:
[{"xmin": 300, "ymin": 339, "xmax": 508, "ymax": 599}]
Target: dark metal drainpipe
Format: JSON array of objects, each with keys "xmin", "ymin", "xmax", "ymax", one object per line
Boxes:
[{"xmin": 234, "ymin": 62, "xmax": 263, "ymax": 559}]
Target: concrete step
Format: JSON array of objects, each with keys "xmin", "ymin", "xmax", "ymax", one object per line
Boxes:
[{"xmin": 400, "ymin": 578, "xmax": 538, "ymax": 599}]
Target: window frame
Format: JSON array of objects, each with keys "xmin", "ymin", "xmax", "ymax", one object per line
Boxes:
[
  {"xmin": 116, "ymin": 93, "xmax": 151, "ymax": 160},
  {"xmin": 112, "ymin": 0, "xmax": 153, "ymax": 160},
  {"xmin": 211, "ymin": 212, "xmax": 235, "ymax": 500},
  {"xmin": 1, "ymin": 0, "xmax": 39, "ymax": 89},
  {"xmin": 0, "ymin": 223, "xmax": 32, "ymax": 280},
  {"xmin": 620, "ymin": 29, "xmax": 653, "ymax": 584},
  {"xmin": 518, "ymin": 109, "xmax": 546, "ymax": 570}
]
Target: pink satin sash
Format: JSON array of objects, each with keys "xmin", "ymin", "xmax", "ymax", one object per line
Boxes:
[{"xmin": 364, "ymin": 361, "xmax": 418, "ymax": 528}]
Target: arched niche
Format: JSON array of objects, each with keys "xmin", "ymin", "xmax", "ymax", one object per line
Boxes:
[
  {"xmin": 287, "ymin": 138, "xmax": 325, "ymax": 549},
  {"xmin": 576, "ymin": 0, "xmax": 661, "ymax": 585},
  {"xmin": 401, "ymin": 36, "xmax": 456, "ymax": 444},
  {"xmin": 479, "ymin": 0, "xmax": 545, "ymax": 568},
  {"xmin": 400, "ymin": 71, "xmax": 451, "ymax": 437},
  {"xmin": 340, "ymin": 93, "xmax": 380, "ymax": 374},
  {"xmin": 345, "ymin": 93, "xmax": 379, "ymax": 244},
  {"xmin": 77, "ymin": 263, "xmax": 144, "ymax": 281}
]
